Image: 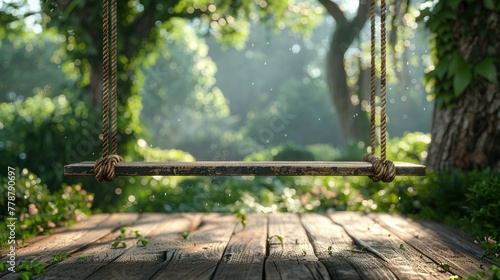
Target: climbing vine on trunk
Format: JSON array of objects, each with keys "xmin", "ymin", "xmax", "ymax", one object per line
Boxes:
[{"xmin": 421, "ymin": 0, "xmax": 500, "ymax": 171}]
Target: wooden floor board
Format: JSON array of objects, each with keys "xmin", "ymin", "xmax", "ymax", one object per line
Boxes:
[
  {"xmin": 1, "ymin": 213, "xmax": 135, "ymax": 280},
  {"xmin": 301, "ymin": 213, "xmax": 397, "ymax": 280},
  {"xmin": 212, "ymin": 213, "xmax": 267, "ymax": 280},
  {"xmin": 418, "ymin": 219, "xmax": 500, "ymax": 267},
  {"xmin": 37, "ymin": 213, "xmax": 146, "ymax": 280},
  {"xmin": 0, "ymin": 212, "xmax": 491, "ymax": 280},
  {"xmin": 151, "ymin": 213, "xmax": 237, "ymax": 280},
  {"xmin": 265, "ymin": 213, "xmax": 331, "ymax": 280},
  {"xmin": 330, "ymin": 212, "xmax": 451, "ymax": 279},
  {"xmin": 371, "ymin": 213, "xmax": 492, "ymax": 277},
  {"xmin": 88, "ymin": 213, "xmax": 203, "ymax": 280}
]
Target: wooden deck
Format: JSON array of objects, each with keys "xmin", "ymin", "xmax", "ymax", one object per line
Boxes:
[{"xmin": 1, "ymin": 212, "xmax": 497, "ymax": 279}]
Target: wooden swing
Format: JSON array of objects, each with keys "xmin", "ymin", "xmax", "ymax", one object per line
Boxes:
[{"xmin": 64, "ymin": 0, "xmax": 425, "ymax": 182}]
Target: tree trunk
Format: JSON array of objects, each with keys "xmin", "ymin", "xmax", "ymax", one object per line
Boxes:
[
  {"xmin": 326, "ymin": 32, "xmax": 370, "ymax": 145},
  {"xmin": 427, "ymin": 81, "xmax": 500, "ymax": 171},
  {"xmin": 318, "ymin": 0, "xmax": 370, "ymax": 145},
  {"xmin": 427, "ymin": 10, "xmax": 500, "ymax": 172}
]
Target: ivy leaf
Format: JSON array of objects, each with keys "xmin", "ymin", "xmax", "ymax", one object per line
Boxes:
[
  {"xmin": 483, "ymin": 0, "xmax": 496, "ymax": 10},
  {"xmin": 447, "ymin": 0, "xmax": 462, "ymax": 10},
  {"xmin": 18, "ymin": 272, "xmax": 33, "ymax": 280},
  {"xmin": 474, "ymin": 57, "xmax": 498, "ymax": 83},
  {"xmin": 451, "ymin": 53, "xmax": 473, "ymax": 97}
]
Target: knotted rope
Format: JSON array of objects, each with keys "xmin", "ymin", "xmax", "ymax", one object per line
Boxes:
[
  {"xmin": 364, "ymin": 0, "xmax": 396, "ymax": 182},
  {"xmin": 94, "ymin": 0, "xmax": 122, "ymax": 182}
]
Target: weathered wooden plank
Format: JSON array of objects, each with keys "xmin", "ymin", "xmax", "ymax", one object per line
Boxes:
[
  {"xmin": 300, "ymin": 213, "xmax": 397, "ymax": 280},
  {"xmin": 150, "ymin": 213, "xmax": 237, "ymax": 280},
  {"xmin": 212, "ymin": 213, "xmax": 267, "ymax": 280},
  {"xmin": 39, "ymin": 213, "xmax": 169, "ymax": 280},
  {"xmin": 265, "ymin": 213, "xmax": 331, "ymax": 280},
  {"xmin": 64, "ymin": 161, "xmax": 426, "ymax": 177},
  {"xmin": 419, "ymin": 219, "xmax": 500, "ymax": 266},
  {"xmin": 330, "ymin": 212, "xmax": 451, "ymax": 279},
  {"xmin": 371, "ymin": 213, "xmax": 492, "ymax": 277},
  {"xmin": 86, "ymin": 213, "xmax": 203, "ymax": 280},
  {"xmin": 0, "ymin": 214, "xmax": 132, "ymax": 279}
]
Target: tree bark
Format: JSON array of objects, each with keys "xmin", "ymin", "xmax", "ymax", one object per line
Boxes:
[
  {"xmin": 427, "ymin": 81, "xmax": 500, "ymax": 171},
  {"xmin": 427, "ymin": 12, "xmax": 500, "ymax": 172}
]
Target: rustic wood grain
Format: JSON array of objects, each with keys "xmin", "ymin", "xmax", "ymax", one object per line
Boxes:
[
  {"xmin": 151, "ymin": 213, "xmax": 237, "ymax": 280},
  {"xmin": 38, "ymin": 213, "xmax": 171, "ymax": 280},
  {"xmin": 86, "ymin": 213, "xmax": 202, "ymax": 280},
  {"xmin": 265, "ymin": 213, "xmax": 331, "ymax": 280},
  {"xmin": 1, "ymin": 212, "xmax": 491, "ymax": 280},
  {"xmin": 212, "ymin": 213, "xmax": 267, "ymax": 280},
  {"xmin": 371, "ymin": 213, "xmax": 492, "ymax": 277},
  {"xmin": 301, "ymin": 213, "xmax": 397, "ymax": 280},
  {"xmin": 64, "ymin": 161, "xmax": 426, "ymax": 177},
  {"xmin": 330, "ymin": 212, "xmax": 451, "ymax": 279},
  {"xmin": 0, "ymin": 214, "xmax": 133, "ymax": 280},
  {"xmin": 419, "ymin": 219, "xmax": 500, "ymax": 266}
]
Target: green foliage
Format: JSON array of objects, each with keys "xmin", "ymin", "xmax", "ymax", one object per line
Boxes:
[
  {"xmin": 0, "ymin": 170, "xmax": 93, "ymax": 248},
  {"xmin": 421, "ymin": 0, "xmax": 500, "ymax": 108},
  {"xmin": 139, "ymin": 18, "xmax": 256, "ymax": 160},
  {"xmin": 465, "ymin": 265, "xmax": 500, "ymax": 280},
  {"xmin": 235, "ymin": 212, "xmax": 247, "ymax": 229},
  {"xmin": 16, "ymin": 260, "xmax": 46, "ymax": 277},
  {"xmin": 0, "ymin": 93, "xmax": 101, "ymax": 190},
  {"xmin": 388, "ymin": 132, "xmax": 431, "ymax": 163},
  {"xmin": 461, "ymin": 174, "xmax": 500, "ymax": 258},
  {"xmin": 244, "ymin": 143, "xmax": 316, "ymax": 161}
]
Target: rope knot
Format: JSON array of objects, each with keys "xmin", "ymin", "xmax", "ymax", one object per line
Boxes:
[
  {"xmin": 94, "ymin": 154, "xmax": 123, "ymax": 182},
  {"xmin": 363, "ymin": 154, "xmax": 396, "ymax": 183}
]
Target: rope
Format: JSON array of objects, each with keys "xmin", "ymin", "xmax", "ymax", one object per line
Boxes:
[
  {"xmin": 369, "ymin": 0, "xmax": 376, "ymax": 155},
  {"xmin": 380, "ymin": 0, "xmax": 388, "ymax": 160},
  {"xmin": 364, "ymin": 0, "xmax": 396, "ymax": 183},
  {"xmin": 94, "ymin": 0, "xmax": 122, "ymax": 182},
  {"xmin": 101, "ymin": 0, "xmax": 109, "ymax": 158}
]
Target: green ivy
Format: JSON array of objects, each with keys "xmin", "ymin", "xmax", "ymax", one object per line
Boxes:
[{"xmin": 420, "ymin": 0, "xmax": 500, "ymax": 108}]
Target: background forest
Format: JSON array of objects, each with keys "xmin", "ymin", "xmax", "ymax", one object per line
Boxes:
[{"xmin": 0, "ymin": 0, "xmax": 498, "ymax": 260}]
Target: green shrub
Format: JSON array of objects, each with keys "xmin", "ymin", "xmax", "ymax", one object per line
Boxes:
[
  {"xmin": 462, "ymin": 174, "xmax": 500, "ymax": 241},
  {"xmin": 0, "ymin": 169, "xmax": 93, "ymax": 248}
]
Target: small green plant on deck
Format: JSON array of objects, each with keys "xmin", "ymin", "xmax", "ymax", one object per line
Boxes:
[
  {"xmin": 49, "ymin": 253, "xmax": 69, "ymax": 264},
  {"xmin": 16, "ymin": 260, "xmax": 46, "ymax": 279},
  {"xmin": 268, "ymin": 234, "xmax": 284, "ymax": 246},
  {"xmin": 112, "ymin": 227, "xmax": 149, "ymax": 248},
  {"xmin": 235, "ymin": 212, "xmax": 247, "ymax": 229},
  {"xmin": 77, "ymin": 256, "xmax": 89, "ymax": 262},
  {"xmin": 182, "ymin": 231, "xmax": 190, "ymax": 239}
]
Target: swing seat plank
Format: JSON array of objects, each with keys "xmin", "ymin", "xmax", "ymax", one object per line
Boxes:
[{"xmin": 64, "ymin": 161, "xmax": 425, "ymax": 177}]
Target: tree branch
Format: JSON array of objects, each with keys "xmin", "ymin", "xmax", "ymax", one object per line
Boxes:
[
  {"xmin": 318, "ymin": 0, "xmax": 347, "ymax": 26},
  {"xmin": 351, "ymin": 0, "xmax": 370, "ymax": 31}
]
